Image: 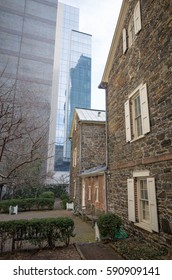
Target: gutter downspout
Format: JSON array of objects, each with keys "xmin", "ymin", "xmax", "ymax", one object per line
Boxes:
[{"xmin": 101, "ymin": 83, "xmax": 108, "ymax": 213}]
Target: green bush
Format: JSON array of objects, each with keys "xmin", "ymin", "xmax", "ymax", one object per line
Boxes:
[
  {"xmin": 14, "ymin": 184, "xmax": 68, "ymax": 199},
  {"xmin": 60, "ymin": 193, "xmax": 70, "ymax": 209},
  {"xmin": 0, "ymin": 198, "xmax": 55, "ymax": 213},
  {"xmin": 39, "ymin": 191, "xmax": 54, "ymax": 199},
  {"xmin": 97, "ymin": 213, "xmax": 122, "ymax": 241},
  {"xmin": 0, "ymin": 217, "xmax": 75, "ymax": 252},
  {"xmin": 45, "ymin": 185, "xmax": 68, "ymax": 198}
]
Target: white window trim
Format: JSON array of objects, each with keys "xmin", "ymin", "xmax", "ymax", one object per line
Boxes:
[
  {"xmin": 95, "ymin": 186, "xmax": 99, "ymax": 203},
  {"xmin": 127, "ymin": 177, "xmax": 159, "ymax": 233},
  {"xmin": 128, "ymin": 83, "xmax": 143, "ymax": 99},
  {"xmin": 133, "ymin": 170, "xmax": 150, "ymax": 177},
  {"xmin": 136, "ymin": 178, "xmax": 151, "ymax": 229},
  {"xmin": 125, "ymin": 83, "xmax": 150, "ymax": 142},
  {"xmin": 88, "ymin": 186, "xmax": 91, "ymax": 201}
]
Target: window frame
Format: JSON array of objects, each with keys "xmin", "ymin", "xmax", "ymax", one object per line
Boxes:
[
  {"xmin": 127, "ymin": 175, "xmax": 159, "ymax": 233},
  {"xmin": 88, "ymin": 185, "xmax": 92, "ymax": 201},
  {"xmin": 137, "ymin": 178, "xmax": 150, "ymax": 226},
  {"xmin": 95, "ymin": 186, "xmax": 99, "ymax": 203},
  {"xmin": 122, "ymin": 1, "xmax": 142, "ymax": 52},
  {"xmin": 128, "ymin": 15, "xmax": 136, "ymax": 48},
  {"xmin": 125, "ymin": 83, "xmax": 150, "ymax": 142},
  {"xmin": 131, "ymin": 90, "xmax": 143, "ymax": 139}
]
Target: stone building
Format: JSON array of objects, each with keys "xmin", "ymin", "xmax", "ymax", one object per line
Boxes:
[
  {"xmin": 99, "ymin": 0, "xmax": 172, "ymax": 248},
  {"xmin": 70, "ymin": 108, "xmax": 106, "ymax": 215}
]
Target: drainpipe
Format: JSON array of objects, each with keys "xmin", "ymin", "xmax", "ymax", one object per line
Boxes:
[
  {"xmin": 105, "ymin": 85, "xmax": 109, "ymax": 213},
  {"xmin": 100, "ymin": 82, "xmax": 109, "ymax": 213}
]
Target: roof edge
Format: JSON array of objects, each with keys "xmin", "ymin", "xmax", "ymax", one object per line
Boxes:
[{"xmin": 99, "ymin": 0, "xmax": 128, "ymax": 87}]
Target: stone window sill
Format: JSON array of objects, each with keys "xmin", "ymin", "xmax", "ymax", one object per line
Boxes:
[{"xmin": 134, "ymin": 222, "xmax": 152, "ymax": 233}]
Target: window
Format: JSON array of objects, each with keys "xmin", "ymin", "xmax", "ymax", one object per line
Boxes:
[
  {"xmin": 127, "ymin": 176, "xmax": 159, "ymax": 232},
  {"xmin": 122, "ymin": 1, "xmax": 141, "ymax": 53},
  {"xmin": 139, "ymin": 179, "xmax": 150, "ymax": 223},
  {"xmin": 88, "ymin": 186, "xmax": 92, "ymax": 201},
  {"xmin": 132, "ymin": 91, "xmax": 143, "ymax": 138},
  {"xmin": 125, "ymin": 83, "xmax": 150, "ymax": 142},
  {"xmin": 95, "ymin": 186, "xmax": 99, "ymax": 203},
  {"xmin": 128, "ymin": 16, "xmax": 136, "ymax": 48}
]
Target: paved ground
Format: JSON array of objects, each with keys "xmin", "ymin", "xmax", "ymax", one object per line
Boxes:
[{"xmin": 0, "ymin": 206, "xmax": 124, "ymax": 260}]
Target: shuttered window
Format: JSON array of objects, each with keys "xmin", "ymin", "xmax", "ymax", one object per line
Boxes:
[
  {"xmin": 124, "ymin": 83, "xmax": 150, "ymax": 142},
  {"xmin": 123, "ymin": 1, "xmax": 142, "ymax": 51},
  {"xmin": 127, "ymin": 177, "xmax": 159, "ymax": 232}
]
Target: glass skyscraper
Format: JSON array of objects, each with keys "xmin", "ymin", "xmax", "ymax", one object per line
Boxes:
[
  {"xmin": 0, "ymin": 0, "xmax": 57, "ymax": 105},
  {"xmin": 0, "ymin": 0, "xmax": 57, "ymax": 171},
  {"xmin": 47, "ymin": 3, "xmax": 92, "ymax": 180}
]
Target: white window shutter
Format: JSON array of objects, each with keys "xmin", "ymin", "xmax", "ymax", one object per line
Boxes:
[
  {"xmin": 140, "ymin": 83, "xmax": 150, "ymax": 134},
  {"xmin": 147, "ymin": 178, "xmax": 159, "ymax": 232},
  {"xmin": 123, "ymin": 28, "xmax": 127, "ymax": 54},
  {"xmin": 127, "ymin": 179, "xmax": 136, "ymax": 222},
  {"xmin": 125, "ymin": 100, "xmax": 131, "ymax": 142},
  {"xmin": 134, "ymin": 1, "xmax": 141, "ymax": 34}
]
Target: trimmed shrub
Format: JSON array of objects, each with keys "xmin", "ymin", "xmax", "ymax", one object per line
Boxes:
[
  {"xmin": 39, "ymin": 191, "xmax": 54, "ymax": 199},
  {"xmin": 97, "ymin": 213, "xmax": 122, "ymax": 241},
  {"xmin": 0, "ymin": 217, "xmax": 75, "ymax": 252},
  {"xmin": 44, "ymin": 185, "xmax": 68, "ymax": 198},
  {"xmin": 0, "ymin": 198, "xmax": 54, "ymax": 213}
]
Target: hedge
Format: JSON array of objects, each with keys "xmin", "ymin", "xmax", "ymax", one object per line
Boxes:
[
  {"xmin": 39, "ymin": 191, "xmax": 54, "ymax": 199},
  {"xmin": 0, "ymin": 198, "xmax": 55, "ymax": 213},
  {"xmin": 0, "ymin": 217, "xmax": 75, "ymax": 252}
]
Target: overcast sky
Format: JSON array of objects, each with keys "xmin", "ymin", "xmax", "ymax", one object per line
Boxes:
[{"xmin": 59, "ymin": 0, "xmax": 123, "ymax": 110}]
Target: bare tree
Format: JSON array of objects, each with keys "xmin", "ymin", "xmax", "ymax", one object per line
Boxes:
[{"xmin": 0, "ymin": 76, "xmax": 50, "ymax": 198}]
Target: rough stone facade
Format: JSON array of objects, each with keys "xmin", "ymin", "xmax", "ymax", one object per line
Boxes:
[
  {"xmin": 103, "ymin": 0, "xmax": 172, "ymax": 248},
  {"xmin": 70, "ymin": 109, "xmax": 106, "ymax": 211}
]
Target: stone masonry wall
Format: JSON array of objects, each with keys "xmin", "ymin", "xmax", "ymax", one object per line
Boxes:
[
  {"xmin": 106, "ymin": 0, "xmax": 172, "ymax": 248},
  {"xmin": 70, "ymin": 117, "xmax": 106, "ymax": 209},
  {"xmin": 81, "ymin": 123, "xmax": 106, "ymax": 171}
]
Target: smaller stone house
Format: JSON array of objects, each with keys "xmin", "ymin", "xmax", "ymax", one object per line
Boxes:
[{"xmin": 69, "ymin": 108, "xmax": 106, "ymax": 216}]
